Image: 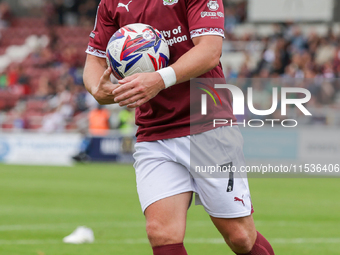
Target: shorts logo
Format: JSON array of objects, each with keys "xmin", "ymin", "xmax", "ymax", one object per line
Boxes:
[
  {"xmin": 163, "ymin": 0, "xmax": 178, "ymax": 5},
  {"xmin": 207, "ymin": 0, "xmax": 219, "ymax": 11},
  {"xmin": 234, "ymin": 195, "xmax": 245, "ymax": 206}
]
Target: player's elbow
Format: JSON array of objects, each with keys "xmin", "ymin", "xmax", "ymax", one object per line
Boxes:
[
  {"xmin": 82, "ymin": 70, "xmax": 92, "ymax": 94},
  {"xmin": 211, "ymin": 54, "xmax": 221, "ymax": 69},
  {"xmin": 207, "ymin": 50, "xmax": 221, "ymax": 70}
]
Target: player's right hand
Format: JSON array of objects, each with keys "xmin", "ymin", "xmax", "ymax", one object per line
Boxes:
[{"xmin": 91, "ymin": 68, "xmax": 120, "ymax": 105}]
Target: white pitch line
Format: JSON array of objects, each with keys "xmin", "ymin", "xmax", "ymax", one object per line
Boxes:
[
  {"xmin": 270, "ymin": 238, "xmax": 340, "ymax": 244},
  {"xmin": 1, "ymin": 220, "xmax": 338, "ymax": 231},
  {"xmin": 0, "ymin": 238, "xmax": 340, "ymax": 245},
  {"xmin": 0, "ymin": 223, "xmax": 77, "ymax": 231},
  {"xmin": 0, "ymin": 240, "xmax": 60, "ymax": 245},
  {"xmin": 0, "ymin": 222, "xmax": 146, "ymax": 231},
  {"xmin": 185, "ymin": 238, "xmax": 340, "ymax": 245}
]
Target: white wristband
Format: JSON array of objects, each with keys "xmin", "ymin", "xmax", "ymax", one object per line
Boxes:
[{"xmin": 156, "ymin": 67, "xmax": 177, "ymax": 88}]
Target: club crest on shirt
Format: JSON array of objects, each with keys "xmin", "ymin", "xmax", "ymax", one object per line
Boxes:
[
  {"xmin": 207, "ymin": 0, "xmax": 219, "ymax": 11},
  {"xmin": 163, "ymin": 0, "xmax": 178, "ymax": 5}
]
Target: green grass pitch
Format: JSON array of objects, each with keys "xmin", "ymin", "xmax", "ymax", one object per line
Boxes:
[{"xmin": 0, "ymin": 163, "xmax": 339, "ymax": 255}]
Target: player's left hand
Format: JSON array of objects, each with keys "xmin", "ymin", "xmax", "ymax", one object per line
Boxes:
[{"xmin": 112, "ymin": 72, "xmax": 165, "ymax": 108}]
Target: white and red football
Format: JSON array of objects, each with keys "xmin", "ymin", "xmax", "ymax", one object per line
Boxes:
[{"xmin": 106, "ymin": 23, "xmax": 170, "ymax": 80}]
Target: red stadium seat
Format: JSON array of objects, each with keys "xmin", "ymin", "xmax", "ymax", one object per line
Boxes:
[
  {"xmin": 0, "ymin": 100, "xmax": 6, "ymax": 110},
  {"xmin": 0, "ymin": 47, "xmax": 6, "ymax": 55},
  {"xmin": 26, "ymin": 100, "xmax": 47, "ymax": 112}
]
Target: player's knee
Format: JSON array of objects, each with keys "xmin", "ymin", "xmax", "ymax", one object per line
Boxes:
[
  {"xmin": 146, "ymin": 220, "xmax": 183, "ymax": 247},
  {"xmin": 228, "ymin": 231, "xmax": 254, "ymax": 253}
]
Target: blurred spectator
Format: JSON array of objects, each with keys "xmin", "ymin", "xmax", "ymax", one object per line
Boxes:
[
  {"xmin": 0, "ymin": 1, "xmax": 12, "ymax": 29},
  {"xmin": 40, "ymin": 106, "xmax": 66, "ymax": 133},
  {"xmin": 289, "ymin": 26, "xmax": 306, "ymax": 53},
  {"xmin": 223, "ymin": 0, "xmax": 247, "ymax": 34},
  {"xmin": 88, "ymin": 104, "xmax": 110, "ymax": 136},
  {"xmin": 78, "ymin": 0, "xmax": 98, "ymax": 27},
  {"xmin": 71, "ymin": 103, "xmax": 111, "ymax": 161},
  {"xmin": 118, "ymin": 107, "xmax": 135, "ymax": 135},
  {"xmin": 43, "ymin": 0, "xmax": 100, "ymax": 27},
  {"xmin": 71, "ymin": 128, "xmax": 92, "ymax": 162},
  {"xmin": 224, "ymin": 7, "xmax": 238, "ymax": 34},
  {"xmin": 55, "ymin": 0, "xmax": 65, "ymax": 26},
  {"xmin": 0, "ymin": 72, "xmax": 7, "ymax": 88},
  {"xmin": 224, "ymin": 65, "xmax": 238, "ymax": 79},
  {"xmin": 315, "ymin": 38, "xmax": 336, "ymax": 66}
]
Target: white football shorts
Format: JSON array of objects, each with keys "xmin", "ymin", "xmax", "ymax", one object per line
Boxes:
[{"xmin": 133, "ymin": 126, "xmax": 252, "ymax": 218}]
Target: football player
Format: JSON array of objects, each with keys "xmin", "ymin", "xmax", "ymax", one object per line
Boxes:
[{"xmin": 83, "ymin": 0, "xmax": 274, "ymax": 254}]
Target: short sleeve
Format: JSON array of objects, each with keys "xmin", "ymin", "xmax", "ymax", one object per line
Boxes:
[
  {"xmin": 186, "ymin": 0, "xmax": 225, "ymax": 39},
  {"xmin": 86, "ymin": 0, "xmax": 118, "ymax": 58}
]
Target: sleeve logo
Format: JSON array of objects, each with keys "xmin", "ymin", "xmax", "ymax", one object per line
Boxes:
[
  {"xmin": 163, "ymin": 0, "xmax": 178, "ymax": 5},
  {"xmin": 207, "ymin": 0, "xmax": 219, "ymax": 11},
  {"xmin": 201, "ymin": 0, "xmax": 223, "ymax": 18}
]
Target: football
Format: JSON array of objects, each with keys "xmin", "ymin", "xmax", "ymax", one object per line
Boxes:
[{"xmin": 106, "ymin": 23, "xmax": 170, "ymax": 80}]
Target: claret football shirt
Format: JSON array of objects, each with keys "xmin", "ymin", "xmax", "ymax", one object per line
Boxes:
[{"xmin": 87, "ymin": 0, "xmax": 236, "ymax": 142}]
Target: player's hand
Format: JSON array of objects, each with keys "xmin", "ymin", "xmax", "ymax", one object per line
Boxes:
[
  {"xmin": 112, "ymin": 72, "xmax": 165, "ymax": 108},
  {"xmin": 91, "ymin": 68, "xmax": 120, "ymax": 105}
]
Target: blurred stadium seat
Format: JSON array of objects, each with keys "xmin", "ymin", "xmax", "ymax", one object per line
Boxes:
[
  {"xmin": 299, "ymin": 24, "xmax": 329, "ymax": 37},
  {"xmin": 221, "ymin": 52, "xmax": 246, "ymax": 71},
  {"xmin": 232, "ymin": 23, "xmax": 256, "ymax": 37},
  {"xmin": 256, "ymin": 25, "xmax": 276, "ymax": 37}
]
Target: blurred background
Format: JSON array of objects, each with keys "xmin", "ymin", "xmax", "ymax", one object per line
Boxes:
[{"xmin": 0, "ymin": 0, "xmax": 339, "ymax": 165}]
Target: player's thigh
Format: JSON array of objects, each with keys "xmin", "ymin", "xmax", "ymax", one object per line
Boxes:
[
  {"xmin": 210, "ymin": 215, "xmax": 256, "ymax": 252},
  {"xmin": 134, "ymin": 141, "xmax": 195, "ymax": 246},
  {"xmin": 134, "ymin": 141, "xmax": 195, "ymax": 213},
  {"xmin": 145, "ymin": 191, "xmax": 193, "ymax": 246}
]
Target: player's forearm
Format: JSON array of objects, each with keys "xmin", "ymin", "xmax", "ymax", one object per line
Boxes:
[
  {"xmin": 83, "ymin": 54, "xmax": 107, "ymax": 95},
  {"xmin": 171, "ymin": 35, "xmax": 223, "ymax": 84},
  {"xmin": 83, "ymin": 54, "xmax": 119, "ymax": 105}
]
